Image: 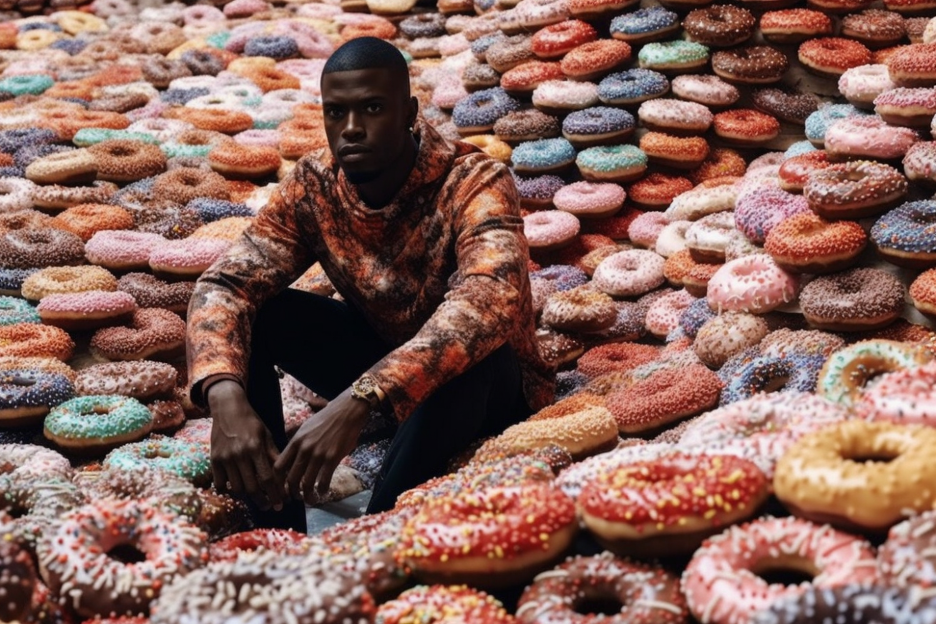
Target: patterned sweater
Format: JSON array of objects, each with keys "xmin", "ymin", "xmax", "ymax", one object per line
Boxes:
[{"xmin": 187, "ymin": 117, "xmax": 555, "ymax": 422}]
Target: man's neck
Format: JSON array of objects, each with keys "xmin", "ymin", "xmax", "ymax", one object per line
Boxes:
[{"xmin": 354, "ymin": 135, "xmax": 420, "ymax": 209}]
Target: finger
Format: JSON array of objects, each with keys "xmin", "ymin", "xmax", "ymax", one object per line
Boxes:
[
  {"xmin": 301, "ymin": 455, "xmax": 325, "ymax": 506},
  {"xmin": 315, "ymin": 457, "xmax": 337, "ymax": 498},
  {"xmin": 254, "ymin": 445, "xmax": 283, "ymax": 511},
  {"xmin": 237, "ymin": 456, "xmax": 268, "ymax": 511},
  {"xmin": 284, "ymin": 444, "xmax": 308, "ymax": 501},
  {"xmin": 211, "ymin": 459, "xmax": 229, "ymax": 494},
  {"xmin": 224, "ymin": 460, "xmax": 245, "ymax": 497},
  {"xmin": 274, "ymin": 437, "xmax": 298, "ymax": 476}
]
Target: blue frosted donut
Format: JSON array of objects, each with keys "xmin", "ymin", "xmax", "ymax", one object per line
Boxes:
[
  {"xmin": 13, "ymin": 144, "xmax": 73, "ymax": 169},
  {"xmin": 160, "ymin": 87, "xmax": 212, "ymax": 106},
  {"xmin": 0, "ymin": 369, "xmax": 74, "ymax": 427},
  {"xmin": 104, "ymin": 437, "xmax": 211, "ymax": 486},
  {"xmin": 19, "ymin": 22, "xmax": 61, "ymax": 31},
  {"xmin": 679, "ymin": 296, "xmax": 716, "ymax": 339},
  {"xmin": 0, "ymin": 129, "xmax": 57, "ymax": 155},
  {"xmin": 43, "ymin": 395, "xmax": 153, "ymax": 452},
  {"xmin": 610, "ymin": 6, "xmax": 679, "ymax": 40},
  {"xmin": 0, "ymin": 268, "xmax": 38, "ymax": 296},
  {"xmin": 0, "ymin": 75, "xmax": 54, "ymax": 97},
  {"xmin": 804, "ymin": 104, "xmax": 867, "ymax": 144},
  {"xmin": 562, "ymin": 106, "xmax": 634, "ymax": 141},
  {"xmin": 576, "ymin": 144, "xmax": 647, "ymax": 177},
  {"xmin": 512, "ymin": 137, "xmax": 577, "ymax": 173},
  {"xmin": 720, "ymin": 352, "xmax": 825, "ymax": 405},
  {"xmin": 531, "ymin": 264, "xmax": 589, "ymax": 291},
  {"xmin": 49, "ymin": 39, "xmax": 87, "ymax": 55},
  {"xmin": 598, "ymin": 69, "xmax": 669, "ymax": 105},
  {"xmin": 452, "ymin": 87, "xmax": 522, "ymax": 133},
  {"xmin": 187, "ymin": 198, "xmax": 253, "ymax": 222},
  {"xmin": 470, "ymin": 32, "xmax": 506, "ymax": 60},
  {"xmin": 871, "ymin": 200, "xmax": 936, "ymax": 261},
  {"xmin": 784, "ymin": 140, "xmax": 817, "ymax": 159},
  {"xmin": 0, "ymin": 296, "xmax": 40, "ymax": 326},
  {"xmin": 243, "ymin": 35, "xmax": 300, "ymax": 60}
]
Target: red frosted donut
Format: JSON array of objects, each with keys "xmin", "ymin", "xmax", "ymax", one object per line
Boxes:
[
  {"xmin": 378, "ymin": 585, "xmax": 515, "ymax": 624},
  {"xmin": 759, "ymin": 9, "xmax": 833, "ymax": 44},
  {"xmin": 712, "ymin": 109, "xmax": 780, "ymax": 145},
  {"xmin": 51, "ymin": 203, "xmax": 134, "ymax": 242},
  {"xmin": 37, "ymin": 290, "xmax": 138, "ymax": 331},
  {"xmin": 149, "ymin": 238, "xmax": 232, "ymax": 280},
  {"xmin": 627, "ymin": 173, "xmax": 693, "ymax": 209},
  {"xmin": 764, "ymin": 212, "xmax": 867, "ymax": 274},
  {"xmin": 90, "ymin": 308, "xmax": 187, "ymax": 361},
  {"xmin": 799, "ymin": 38, "xmax": 873, "ymax": 77},
  {"xmin": 209, "ymin": 529, "xmax": 311, "ymax": 562},
  {"xmin": 604, "ymin": 364, "xmax": 722, "ymax": 435},
  {"xmin": 690, "ymin": 149, "xmax": 747, "ymax": 185},
  {"xmin": 886, "ymin": 43, "xmax": 936, "ymax": 87},
  {"xmin": 578, "ymin": 453, "xmax": 768, "ymax": 558},
  {"xmin": 778, "ymin": 150, "xmax": 830, "ymax": 193},
  {"xmin": 500, "ymin": 61, "xmax": 566, "ymax": 95},
  {"xmin": 567, "ymin": 0, "xmax": 638, "ymax": 20},
  {"xmin": 577, "ymin": 343, "xmax": 659, "ymax": 378},
  {"xmin": 0, "ymin": 323, "xmax": 74, "ymax": 361},
  {"xmin": 560, "ymin": 40, "xmax": 632, "ymax": 82},
  {"xmin": 398, "ymin": 483, "xmax": 578, "ymax": 588},
  {"xmin": 531, "ymin": 20, "xmax": 597, "ymax": 59}
]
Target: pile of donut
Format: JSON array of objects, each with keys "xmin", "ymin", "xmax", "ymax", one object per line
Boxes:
[{"xmin": 7, "ymin": 0, "xmax": 936, "ymax": 618}]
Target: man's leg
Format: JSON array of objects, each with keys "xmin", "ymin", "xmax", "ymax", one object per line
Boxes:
[
  {"xmin": 366, "ymin": 344, "xmax": 529, "ymax": 514},
  {"xmin": 244, "ymin": 288, "xmax": 391, "ymax": 530}
]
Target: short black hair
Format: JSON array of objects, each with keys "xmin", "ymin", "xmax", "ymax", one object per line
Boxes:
[{"xmin": 322, "ymin": 36, "xmax": 409, "ymax": 79}]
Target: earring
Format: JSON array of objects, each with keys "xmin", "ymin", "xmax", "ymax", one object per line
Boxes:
[{"xmin": 408, "ymin": 126, "xmax": 414, "ymax": 133}]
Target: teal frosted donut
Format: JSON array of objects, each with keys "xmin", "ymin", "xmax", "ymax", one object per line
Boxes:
[
  {"xmin": 0, "ymin": 296, "xmax": 39, "ymax": 325},
  {"xmin": 638, "ymin": 41, "xmax": 710, "ymax": 73},
  {"xmin": 73, "ymin": 129, "xmax": 159, "ymax": 147},
  {"xmin": 0, "ymin": 75, "xmax": 54, "ymax": 97},
  {"xmin": 576, "ymin": 144, "xmax": 648, "ymax": 183},
  {"xmin": 511, "ymin": 137, "xmax": 577, "ymax": 174},
  {"xmin": 104, "ymin": 437, "xmax": 211, "ymax": 486},
  {"xmin": 43, "ymin": 395, "xmax": 152, "ymax": 453},
  {"xmin": 817, "ymin": 340, "xmax": 933, "ymax": 407}
]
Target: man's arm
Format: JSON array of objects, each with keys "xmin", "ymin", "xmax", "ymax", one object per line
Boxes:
[{"xmin": 187, "ymin": 167, "xmax": 316, "ymax": 510}]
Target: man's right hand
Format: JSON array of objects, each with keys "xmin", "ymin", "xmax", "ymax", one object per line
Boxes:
[{"xmin": 207, "ymin": 380, "xmax": 284, "ymax": 511}]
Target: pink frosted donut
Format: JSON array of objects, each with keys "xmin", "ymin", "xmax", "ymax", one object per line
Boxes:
[
  {"xmin": 904, "ymin": 141, "xmax": 936, "ymax": 186},
  {"xmin": 224, "ymin": 0, "xmax": 269, "ymax": 17},
  {"xmin": 874, "ymin": 86, "xmax": 936, "ymax": 127},
  {"xmin": 272, "ymin": 22, "xmax": 334, "ymax": 59},
  {"xmin": 825, "ymin": 115, "xmax": 919, "ymax": 160},
  {"xmin": 37, "ymin": 290, "xmax": 138, "ymax": 331},
  {"xmin": 234, "ymin": 129, "xmax": 281, "ymax": 148},
  {"xmin": 734, "ymin": 186, "xmax": 810, "ymax": 245},
  {"xmin": 854, "ymin": 361, "xmax": 936, "ymax": 425},
  {"xmin": 638, "ymin": 99, "xmax": 714, "ymax": 135},
  {"xmin": 85, "ymin": 231, "xmax": 167, "ymax": 272},
  {"xmin": 552, "ymin": 181, "xmax": 625, "ymax": 219},
  {"xmin": 681, "ymin": 516, "xmax": 879, "ymax": 624},
  {"xmin": 182, "ymin": 4, "xmax": 225, "ymax": 26},
  {"xmin": 838, "ymin": 64, "xmax": 896, "ymax": 108},
  {"xmin": 523, "ymin": 211, "xmax": 581, "ymax": 251},
  {"xmin": 149, "ymin": 238, "xmax": 232, "ymax": 279},
  {"xmin": 593, "ymin": 249, "xmax": 666, "ymax": 297},
  {"xmin": 671, "ymin": 74, "xmax": 740, "ymax": 108},
  {"xmin": 707, "ymin": 253, "xmax": 798, "ymax": 314},
  {"xmin": 677, "ymin": 392, "xmax": 849, "ymax": 478},
  {"xmin": 438, "ymin": 33, "xmax": 471, "ymax": 57},
  {"xmin": 295, "ymin": 3, "xmax": 343, "ymax": 18},
  {"xmin": 645, "ymin": 289, "xmax": 697, "ymax": 338},
  {"xmin": 432, "ymin": 74, "xmax": 469, "ymax": 110},
  {"xmin": 532, "ymin": 80, "xmax": 600, "ymax": 113},
  {"xmin": 627, "ymin": 211, "xmax": 669, "ymax": 248}
]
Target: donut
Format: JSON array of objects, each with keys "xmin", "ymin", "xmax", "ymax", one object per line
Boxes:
[
  {"xmin": 86, "ymin": 139, "xmax": 167, "ymax": 183},
  {"xmin": 452, "ymin": 87, "xmax": 521, "ymax": 135},
  {"xmin": 758, "ymin": 585, "xmax": 936, "ymax": 624},
  {"xmin": 90, "ymin": 308, "xmax": 186, "ymax": 362},
  {"xmin": 878, "ymin": 509, "xmax": 936, "ymax": 588},
  {"xmin": 838, "ymin": 64, "xmax": 897, "ymax": 109},
  {"xmin": 378, "ymin": 585, "xmax": 512, "ymax": 624},
  {"xmin": 0, "ymin": 323, "xmax": 74, "ymax": 361},
  {"xmin": 523, "ymin": 211, "xmax": 580, "ymax": 251},
  {"xmin": 597, "ymin": 69, "xmax": 670, "ymax": 106},
  {"xmin": 777, "ymin": 151, "xmax": 830, "ymax": 193},
  {"xmin": 886, "ymin": 43, "xmax": 936, "ymax": 87},
  {"xmin": 493, "ymin": 110, "xmax": 560, "ymax": 145},
  {"xmin": 576, "ymin": 144, "xmax": 647, "ymax": 183},
  {"xmin": 706, "ymin": 254, "xmax": 798, "ymax": 314},
  {"xmin": 798, "ymin": 38, "xmax": 873, "ymax": 78},
  {"xmin": 152, "ymin": 168, "xmax": 230, "ymax": 206},
  {"xmin": 0, "ymin": 368, "xmax": 74, "ymax": 428},
  {"xmin": 542, "ymin": 286, "xmax": 618, "ymax": 334},
  {"xmin": 79, "ymin": 463, "xmax": 202, "ymax": 522},
  {"xmin": 764, "ymin": 213, "xmax": 867, "ymax": 274},
  {"xmin": 51, "ymin": 204, "xmax": 135, "ymax": 242},
  {"xmin": 817, "ymin": 339, "xmax": 933, "ymax": 406},
  {"xmin": 512, "ymin": 137, "xmax": 577, "ymax": 175},
  {"xmin": 903, "ymin": 141, "xmax": 936, "ymax": 188},
  {"xmin": 854, "ymin": 361, "xmax": 936, "ymax": 426},
  {"xmin": 85, "ymin": 230, "xmax": 167, "ymax": 272},
  {"xmin": 804, "ymin": 160, "xmax": 908, "ymax": 220},
  {"xmin": 719, "ymin": 350, "xmax": 826, "ymax": 406},
  {"xmin": 0, "ymin": 297, "xmax": 40, "ymax": 326},
  {"xmin": 515, "ymin": 553, "xmax": 688, "ymax": 624},
  {"xmin": 31, "ymin": 181, "xmax": 120, "ymax": 212},
  {"xmin": 38, "ymin": 498, "xmax": 206, "ymax": 619},
  {"xmin": 117, "ymin": 272, "xmax": 195, "ymax": 315},
  {"xmin": 843, "ymin": 10, "xmax": 907, "ymax": 49},
  {"xmin": 592, "ymin": 249, "xmax": 665, "ymax": 298},
  {"xmin": 711, "ymin": 46, "xmax": 789, "ymax": 85},
  {"xmin": 462, "ymin": 65, "xmax": 501, "ymax": 92},
  {"xmin": 104, "ymin": 438, "xmax": 211, "ymax": 486},
  {"xmin": 867, "ymin": 200, "xmax": 936, "ymax": 268},
  {"xmin": 759, "ymin": 9, "xmax": 833, "ymax": 44},
  {"xmin": 692, "ymin": 312, "xmax": 768, "ymax": 369},
  {"xmin": 775, "ymin": 420, "xmax": 936, "ymax": 532},
  {"xmin": 684, "ymin": 212, "xmax": 738, "ymax": 263},
  {"xmin": 911, "ymin": 268, "xmax": 936, "ymax": 316},
  {"xmin": 474, "ymin": 406, "xmax": 619, "ymax": 462},
  {"xmin": 751, "ymin": 88, "xmax": 818, "ymax": 126},
  {"xmin": 873, "ymin": 87, "xmax": 936, "ymax": 128},
  {"xmin": 134, "ymin": 205, "xmax": 205, "ymax": 241},
  {"xmin": 530, "ymin": 19, "xmax": 596, "ymax": 59},
  {"xmin": 637, "ymin": 41, "xmax": 709, "ymax": 75},
  {"xmin": 576, "ymin": 343, "xmax": 659, "ymax": 379},
  {"xmin": 609, "ymin": 6, "xmax": 680, "ymax": 45},
  {"xmin": 681, "ymin": 516, "xmax": 879, "ymax": 624},
  {"xmin": 149, "ymin": 237, "xmax": 231, "ymax": 280},
  {"xmin": 37, "ymin": 290, "xmax": 138, "ymax": 331},
  {"xmin": 684, "ymin": 5, "xmax": 755, "ymax": 48},
  {"xmin": 671, "ymin": 75, "xmax": 739, "ymax": 110},
  {"xmin": 532, "ymin": 80, "xmax": 600, "ymax": 116},
  {"xmin": 75, "ymin": 361, "xmax": 177, "ymax": 403},
  {"xmin": 559, "ymin": 40, "xmax": 632, "ymax": 83},
  {"xmin": 579, "ymin": 453, "xmax": 768, "ymax": 558},
  {"xmin": 398, "ymin": 483, "xmax": 578, "ymax": 587},
  {"xmin": 0, "ymin": 228, "xmax": 85, "ymax": 270},
  {"xmin": 627, "ymin": 173, "xmax": 692, "ymax": 210},
  {"xmin": 712, "ymin": 109, "xmax": 780, "ymax": 146},
  {"xmin": 0, "ymin": 536, "xmax": 35, "ymax": 623},
  {"xmin": 800, "ymin": 267, "xmax": 904, "ymax": 332},
  {"xmin": 561, "ymin": 107, "xmax": 634, "ymax": 148},
  {"xmin": 24, "ymin": 148, "xmax": 97, "ymax": 186},
  {"xmin": 552, "ymin": 181, "xmax": 625, "ymax": 219},
  {"xmin": 734, "ymin": 187, "xmax": 810, "ymax": 247}
]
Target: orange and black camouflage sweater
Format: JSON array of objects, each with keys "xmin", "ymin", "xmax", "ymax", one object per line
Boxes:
[{"xmin": 187, "ymin": 117, "xmax": 555, "ymax": 422}]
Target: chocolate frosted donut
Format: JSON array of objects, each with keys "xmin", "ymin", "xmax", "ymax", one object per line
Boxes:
[
  {"xmin": 751, "ymin": 88, "xmax": 819, "ymax": 124},
  {"xmin": 753, "ymin": 585, "xmax": 936, "ymax": 624},
  {"xmin": 0, "ymin": 228, "xmax": 85, "ymax": 269},
  {"xmin": 400, "ymin": 12, "xmax": 447, "ymax": 39},
  {"xmin": 880, "ymin": 509, "xmax": 936, "ymax": 587},
  {"xmin": 712, "ymin": 46, "xmax": 789, "ymax": 84},
  {"xmin": 494, "ymin": 109, "xmax": 561, "ymax": 143},
  {"xmin": 799, "ymin": 267, "xmax": 906, "ymax": 331},
  {"xmin": 117, "ymin": 273, "xmax": 195, "ymax": 315},
  {"xmin": 683, "ymin": 5, "xmax": 756, "ymax": 47}
]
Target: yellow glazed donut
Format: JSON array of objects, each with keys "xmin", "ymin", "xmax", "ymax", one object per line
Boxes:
[
  {"xmin": 16, "ymin": 30, "xmax": 58, "ymax": 50},
  {"xmin": 774, "ymin": 420, "xmax": 936, "ymax": 532},
  {"xmin": 54, "ymin": 11, "xmax": 108, "ymax": 35},
  {"xmin": 461, "ymin": 135, "xmax": 513, "ymax": 163}
]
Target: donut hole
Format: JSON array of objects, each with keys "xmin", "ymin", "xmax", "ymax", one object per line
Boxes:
[
  {"xmin": 573, "ymin": 593, "xmax": 625, "ymax": 616},
  {"xmin": 107, "ymin": 542, "xmax": 147, "ymax": 564},
  {"xmin": 752, "ymin": 565, "xmax": 814, "ymax": 586},
  {"xmin": 107, "ymin": 146, "xmax": 137, "ymax": 158},
  {"xmin": 843, "ymin": 448, "xmax": 899, "ymax": 464},
  {"xmin": 760, "ymin": 374, "xmax": 790, "ymax": 393}
]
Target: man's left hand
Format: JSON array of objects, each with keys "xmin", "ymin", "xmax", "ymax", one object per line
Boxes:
[{"xmin": 275, "ymin": 388, "xmax": 371, "ymax": 505}]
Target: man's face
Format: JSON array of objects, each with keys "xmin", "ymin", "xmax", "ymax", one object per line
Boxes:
[{"xmin": 321, "ymin": 68, "xmax": 414, "ymax": 185}]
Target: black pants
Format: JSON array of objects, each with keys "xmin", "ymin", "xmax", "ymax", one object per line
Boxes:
[{"xmin": 246, "ymin": 288, "xmax": 529, "ymax": 531}]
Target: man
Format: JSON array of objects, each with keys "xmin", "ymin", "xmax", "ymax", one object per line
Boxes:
[{"xmin": 186, "ymin": 36, "xmax": 554, "ymax": 531}]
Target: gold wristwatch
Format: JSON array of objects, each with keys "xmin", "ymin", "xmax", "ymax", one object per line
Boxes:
[{"xmin": 350, "ymin": 374, "xmax": 385, "ymax": 409}]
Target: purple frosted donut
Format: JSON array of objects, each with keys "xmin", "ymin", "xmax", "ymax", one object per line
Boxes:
[
  {"xmin": 679, "ymin": 296, "xmax": 716, "ymax": 338},
  {"xmin": 871, "ymin": 200, "xmax": 936, "ymax": 264},
  {"xmin": 452, "ymin": 87, "xmax": 521, "ymax": 133},
  {"xmin": 0, "ymin": 268, "xmax": 38, "ymax": 296},
  {"xmin": 0, "ymin": 129, "xmax": 57, "ymax": 155},
  {"xmin": 609, "ymin": 6, "xmax": 679, "ymax": 42},
  {"xmin": 734, "ymin": 186, "xmax": 810, "ymax": 244},
  {"xmin": 470, "ymin": 32, "xmax": 507, "ymax": 61},
  {"xmin": 561, "ymin": 106, "xmax": 634, "ymax": 143},
  {"xmin": 186, "ymin": 198, "xmax": 253, "ymax": 223},
  {"xmin": 243, "ymin": 36, "xmax": 299, "ymax": 60},
  {"xmin": 530, "ymin": 264, "xmax": 589, "ymax": 291},
  {"xmin": 514, "ymin": 174, "xmax": 565, "ymax": 209},
  {"xmin": 179, "ymin": 50, "xmax": 225, "ymax": 77}
]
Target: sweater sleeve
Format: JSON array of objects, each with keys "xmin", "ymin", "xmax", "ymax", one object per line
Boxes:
[
  {"xmin": 367, "ymin": 156, "xmax": 529, "ymax": 421},
  {"xmin": 186, "ymin": 167, "xmax": 316, "ymax": 406}
]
